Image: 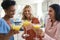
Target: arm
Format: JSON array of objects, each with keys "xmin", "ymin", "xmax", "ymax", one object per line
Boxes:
[
  {"xmin": 0, "ymin": 29, "xmax": 19, "ymax": 40},
  {"xmin": 54, "ymin": 23, "xmax": 60, "ymax": 40}
]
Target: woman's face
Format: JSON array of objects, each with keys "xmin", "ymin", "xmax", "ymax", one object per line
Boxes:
[
  {"xmin": 5, "ymin": 5, "xmax": 15, "ymax": 18},
  {"xmin": 23, "ymin": 7, "xmax": 31, "ymax": 18},
  {"xmin": 48, "ymin": 7, "xmax": 55, "ymax": 20}
]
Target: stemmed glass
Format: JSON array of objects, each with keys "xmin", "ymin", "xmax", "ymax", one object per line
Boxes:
[{"xmin": 33, "ymin": 24, "xmax": 41, "ymax": 40}]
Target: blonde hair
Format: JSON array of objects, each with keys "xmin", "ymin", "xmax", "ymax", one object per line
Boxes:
[
  {"xmin": 23, "ymin": 5, "xmax": 31, "ymax": 10},
  {"xmin": 22, "ymin": 5, "xmax": 33, "ymax": 20}
]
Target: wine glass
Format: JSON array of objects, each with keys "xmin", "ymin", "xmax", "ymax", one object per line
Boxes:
[
  {"xmin": 33, "ymin": 24, "xmax": 41, "ymax": 40},
  {"xmin": 22, "ymin": 20, "xmax": 30, "ymax": 38}
]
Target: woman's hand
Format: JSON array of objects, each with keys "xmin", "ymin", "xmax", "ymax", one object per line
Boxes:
[
  {"xmin": 22, "ymin": 23, "xmax": 34, "ymax": 38},
  {"xmin": 0, "ymin": 29, "xmax": 19, "ymax": 40},
  {"xmin": 35, "ymin": 29, "xmax": 44, "ymax": 38},
  {"xmin": 3, "ymin": 29, "xmax": 19, "ymax": 40},
  {"xmin": 8, "ymin": 29, "xmax": 19, "ymax": 36}
]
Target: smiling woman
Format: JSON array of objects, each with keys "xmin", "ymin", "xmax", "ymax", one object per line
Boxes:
[
  {"xmin": 43, "ymin": 4, "xmax": 60, "ymax": 40},
  {"xmin": 0, "ymin": 0, "xmax": 20, "ymax": 40}
]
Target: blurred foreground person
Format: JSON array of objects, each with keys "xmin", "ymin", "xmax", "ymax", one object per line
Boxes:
[
  {"xmin": 0, "ymin": 0, "xmax": 19, "ymax": 40},
  {"xmin": 43, "ymin": 4, "xmax": 60, "ymax": 40}
]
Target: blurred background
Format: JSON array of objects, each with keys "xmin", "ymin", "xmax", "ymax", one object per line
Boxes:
[
  {"xmin": 0, "ymin": 0, "xmax": 60, "ymax": 40},
  {"xmin": 0, "ymin": 0, "xmax": 60, "ymax": 26}
]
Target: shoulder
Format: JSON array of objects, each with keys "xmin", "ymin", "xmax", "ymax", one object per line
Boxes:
[
  {"xmin": 0, "ymin": 18, "xmax": 5, "ymax": 24},
  {"xmin": 45, "ymin": 18, "xmax": 51, "ymax": 24},
  {"xmin": 57, "ymin": 21, "xmax": 60, "ymax": 27},
  {"xmin": 0, "ymin": 18, "xmax": 3, "ymax": 21},
  {"xmin": 32, "ymin": 17, "xmax": 40, "ymax": 24},
  {"xmin": 56, "ymin": 21, "xmax": 60, "ymax": 30},
  {"xmin": 0, "ymin": 18, "xmax": 5, "ymax": 22},
  {"xmin": 0, "ymin": 18, "xmax": 5, "ymax": 26},
  {"xmin": 0, "ymin": 18, "xmax": 3, "ymax": 24}
]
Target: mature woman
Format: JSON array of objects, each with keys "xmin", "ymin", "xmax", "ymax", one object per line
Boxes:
[
  {"xmin": 44, "ymin": 4, "xmax": 60, "ymax": 40},
  {"xmin": 0, "ymin": 1, "xmax": 19, "ymax": 40},
  {"xmin": 22, "ymin": 5, "xmax": 42, "ymax": 40}
]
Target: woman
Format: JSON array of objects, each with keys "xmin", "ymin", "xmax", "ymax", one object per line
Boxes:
[
  {"xmin": 22, "ymin": 5, "xmax": 40, "ymax": 24},
  {"xmin": 0, "ymin": 1, "xmax": 19, "ymax": 40},
  {"xmin": 44, "ymin": 4, "xmax": 60, "ymax": 40},
  {"xmin": 22, "ymin": 5, "xmax": 42, "ymax": 40}
]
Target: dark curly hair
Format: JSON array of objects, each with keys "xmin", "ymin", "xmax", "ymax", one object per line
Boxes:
[
  {"xmin": 49, "ymin": 4, "xmax": 60, "ymax": 21},
  {"xmin": 1, "ymin": 0, "xmax": 16, "ymax": 9}
]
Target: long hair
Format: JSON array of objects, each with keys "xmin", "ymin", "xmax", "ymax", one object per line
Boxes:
[
  {"xmin": 49, "ymin": 4, "xmax": 60, "ymax": 21},
  {"xmin": 22, "ymin": 5, "xmax": 33, "ymax": 20}
]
